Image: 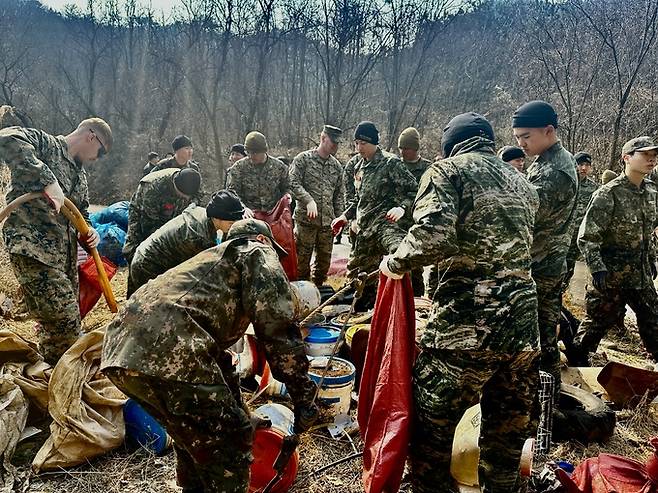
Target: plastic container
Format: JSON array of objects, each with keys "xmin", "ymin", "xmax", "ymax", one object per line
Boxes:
[
  {"xmin": 301, "ymin": 312, "xmax": 326, "ymax": 327},
  {"xmin": 249, "ymin": 427, "xmax": 299, "ymax": 493},
  {"xmin": 254, "ymin": 403, "xmax": 295, "ymax": 436},
  {"xmin": 123, "ymin": 398, "xmax": 171, "ymax": 455},
  {"xmin": 304, "ymin": 326, "xmax": 341, "ymax": 357},
  {"xmin": 345, "ymin": 324, "xmax": 370, "ymax": 349},
  {"xmin": 307, "ymin": 357, "xmax": 356, "ymax": 416},
  {"xmin": 290, "ymin": 281, "xmax": 321, "ymax": 319}
]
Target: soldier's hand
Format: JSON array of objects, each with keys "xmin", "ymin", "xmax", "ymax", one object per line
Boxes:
[
  {"xmin": 294, "ymin": 403, "xmax": 320, "ymax": 433},
  {"xmin": 243, "ymin": 207, "xmax": 254, "ymax": 219},
  {"xmin": 385, "ymin": 206, "xmax": 404, "ymax": 222},
  {"xmin": 379, "ymin": 255, "xmax": 403, "ymax": 280},
  {"xmin": 79, "ymin": 227, "xmax": 100, "ymax": 250},
  {"xmin": 331, "ymin": 215, "xmax": 347, "ymax": 236},
  {"xmin": 250, "ymin": 414, "xmax": 272, "ymax": 431},
  {"xmin": 592, "ymin": 271, "xmax": 608, "ymax": 292},
  {"xmin": 43, "ymin": 181, "xmax": 65, "ymax": 213},
  {"xmin": 306, "ymin": 200, "xmax": 318, "ymax": 220}
]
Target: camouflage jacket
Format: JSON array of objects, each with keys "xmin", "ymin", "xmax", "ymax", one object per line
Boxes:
[
  {"xmin": 289, "ymin": 149, "xmax": 345, "ymax": 227},
  {"xmin": 102, "ymin": 229, "xmax": 317, "ymax": 406},
  {"xmin": 578, "ymin": 174, "xmax": 658, "ymax": 289},
  {"xmin": 149, "ymin": 156, "xmax": 200, "ymax": 174},
  {"xmin": 123, "ymin": 168, "xmax": 193, "ymax": 261},
  {"xmin": 343, "ymin": 155, "xmax": 360, "ymax": 207},
  {"xmin": 131, "ymin": 204, "xmax": 217, "ymax": 288},
  {"xmin": 403, "ymin": 157, "xmax": 432, "ymax": 183},
  {"xmin": 388, "ymin": 137, "xmax": 540, "ymax": 353},
  {"xmin": 343, "ymin": 148, "xmax": 417, "ymax": 237},
  {"xmin": 526, "ymin": 141, "xmax": 578, "ymax": 278},
  {"xmin": 0, "ymin": 126, "xmax": 90, "ymax": 272},
  {"xmin": 572, "ymin": 177, "xmax": 598, "ymax": 234},
  {"xmin": 225, "ymin": 155, "xmax": 289, "ymax": 212}
]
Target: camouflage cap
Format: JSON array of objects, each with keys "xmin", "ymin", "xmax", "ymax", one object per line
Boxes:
[
  {"xmin": 574, "ymin": 151, "xmax": 592, "ymax": 164},
  {"xmin": 323, "ymin": 125, "xmax": 343, "ymax": 144},
  {"xmin": 226, "ymin": 218, "xmax": 288, "ymax": 257},
  {"xmin": 621, "ymin": 136, "xmax": 658, "ymax": 155}
]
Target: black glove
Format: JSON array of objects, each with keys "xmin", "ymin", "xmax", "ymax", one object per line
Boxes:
[
  {"xmin": 591, "ymin": 271, "xmax": 608, "ymax": 292},
  {"xmin": 294, "ymin": 403, "xmax": 320, "ymax": 433}
]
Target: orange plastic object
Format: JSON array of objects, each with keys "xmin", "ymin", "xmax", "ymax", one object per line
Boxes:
[{"xmin": 249, "ymin": 428, "xmax": 299, "ymax": 493}]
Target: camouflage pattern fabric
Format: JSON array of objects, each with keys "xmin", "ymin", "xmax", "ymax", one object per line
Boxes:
[
  {"xmin": 572, "ymin": 174, "xmax": 658, "ymax": 361},
  {"xmin": 149, "ymin": 155, "xmax": 200, "ymax": 174},
  {"xmin": 105, "ymin": 366, "xmax": 252, "ymax": 492},
  {"xmin": 343, "ymin": 154, "xmax": 360, "ymax": 207},
  {"xmin": 128, "ymin": 204, "xmax": 217, "ymax": 297},
  {"xmin": 225, "ymin": 155, "xmax": 289, "ymax": 212},
  {"xmin": 564, "ymin": 177, "xmax": 599, "ymax": 286},
  {"xmin": 122, "ymin": 168, "xmax": 194, "ymax": 263},
  {"xmin": 295, "ymin": 223, "xmax": 333, "ymax": 286},
  {"xmin": 385, "ymin": 136, "xmax": 540, "ymax": 492},
  {"xmin": 10, "ymin": 254, "xmax": 81, "ymax": 365},
  {"xmin": 403, "ymin": 156, "xmax": 431, "ymax": 183},
  {"xmin": 102, "ymin": 225, "xmax": 317, "ymax": 408}
]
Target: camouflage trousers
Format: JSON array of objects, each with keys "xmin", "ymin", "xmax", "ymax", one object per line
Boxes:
[
  {"xmin": 572, "ymin": 283, "xmax": 658, "ymax": 362},
  {"xmin": 105, "ymin": 366, "xmax": 252, "ymax": 493},
  {"xmin": 295, "ymin": 223, "xmax": 333, "ymax": 286},
  {"xmin": 10, "ymin": 254, "xmax": 81, "ymax": 366},
  {"xmin": 534, "ymin": 275, "xmax": 562, "ymax": 395},
  {"xmin": 411, "ymin": 349, "xmax": 540, "ymax": 493}
]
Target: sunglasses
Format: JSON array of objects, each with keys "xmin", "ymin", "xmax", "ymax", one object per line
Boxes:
[{"xmin": 90, "ymin": 129, "xmax": 107, "ymax": 158}]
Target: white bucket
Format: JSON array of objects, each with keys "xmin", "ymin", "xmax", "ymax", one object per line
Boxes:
[
  {"xmin": 290, "ymin": 281, "xmax": 321, "ymax": 319},
  {"xmin": 304, "ymin": 326, "xmax": 341, "ymax": 357},
  {"xmin": 253, "ymin": 403, "xmax": 295, "ymax": 436},
  {"xmin": 308, "ymin": 357, "xmax": 356, "ymax": 416}
]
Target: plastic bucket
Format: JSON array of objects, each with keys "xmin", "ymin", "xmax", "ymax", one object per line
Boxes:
[
  {"xmin": 301, "ymin": 312, "xmax": 326, "ymax": 327},
  {"xmin": 307, "ymin": 357, "xmax": 356, "ymax": 416},
  {"xmin": 304, "ymin": 326, "xmax": 341, "ymax": 357},
  {"xmin": 123, "ymin": 399, "xmax": 171, "ymax": 455},
  {"xmin": 345, "ymin": 324, "xmax": 370, "ymax": 349},
  {"xmin": 290, "ymin": 281, "xmax": 321, "ymax": 319},
  {"xmin": 254, "ymin": 403, "xmax": 295, "ymax": 436},
  {"xmin": 249, "ymin": 427, "xmax": 299, "ymax": 493}
]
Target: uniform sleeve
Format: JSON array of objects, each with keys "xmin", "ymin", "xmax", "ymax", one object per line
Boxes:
[
  {"xmin": 333, "ymin": 162, "xmax": 345, "ymax": 217},
  {"xmin": 225, "ymin": 164, "xmax": 241, "ymax": 199},
  {"xmin": 388, "ymin": 164, "xmax": 460, "ymax": 274},
  {"xmin": 0, "ymin": 130, "xmax": 57, "ymax": 191},
  {"xmin": 392, "ymin": 159, "xmax": 420, "ymax": 212},
  {"xmin": 343, "ymin": 159, "xmax": 356, "ymax": 208},
  {"xmin": 279, "ymin": 162, "xmax": 290, "ymax": 199},
  {"xmin": 530, "ymin": 169, "xmax": 574, "ymax": 228},
  {"xmin": 76, "ymin": 169, "xmax": 91, "ymax": 224},
  {"xmin": 577, "ymin": 189, "xmax": 612, "ymax": 274},
  {"xmin": 122, "ymin": 186, "xmax": 145, "ymax": 261},
  {"xmin": 241, "ymin": 247, "xmax": 316, "ymax": 406},
  {"xmin": 288, "ymin": 154, "xmax": 312, "ymax": 205}
]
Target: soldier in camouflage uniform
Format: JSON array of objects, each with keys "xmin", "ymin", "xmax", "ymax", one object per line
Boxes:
[
  {"xmin": 380, "ymin": 113, "xmax": 540, "ymax": 493},
  {"xmin": 225, "ymin": 132, "xmax": 289, "ymax": 216},
  {"xmin": 513, "ymin": 101, "xmax": 578, "ymax": 393},
  {"xmin": 564, "ymin": 151, "xmax": 599, "ymax": 288},
  {"xmin": 289, "ymin": 125, "xmax": 345, "ymax": 286},
  {"xmin": 127, "ymin": 190, "xmax": 244, "ymax": 297},
  {"xmin": 567, "ymin": 137, "xmax": 658, "ymax": 366},
  {"xmin": 123, "ymin": 167, "xmax": 201, "ymax": 266},
  {"xmin": 398, "ymin": 126, "xmax": 432, "ymax": 297},
  {"xmin": 340, "ymin": 152, "xmax": 360, "ymax": 245},
  {"xmin": 332, "ymin": 121, "xmax": 418, "ymax": 309},
  {"xmin": 102, "ymin": 219, "xmax": 319, "ymax": 493},
  {"xmin": 0, "ymin": 118, "xmax": 112, "ymax": 364},
  {"xmin": 149, "ymin": 135, "xmax": 200, "ymax": 174},
  {"xmin": 498, "ymin": 145, "xmax": 526, "ymax": 173}
]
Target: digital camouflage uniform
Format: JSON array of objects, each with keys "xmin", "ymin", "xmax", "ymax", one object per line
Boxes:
[
  {"xmin": 149, "ymin": 155, "xmax": 200, "ymax": 174},
  {"xmin": 564, "ymin": 176, "xmax": 598, "ymax": 287},
  {"xmin": 102, "ymin": 221, "xmax": 317, "ymax": 492},
  {"xmin": 572, "ymin": 174, "xmax": 658, "ymax": 362},
  {"xmin": 526, "ymin": 141, "xmax": 578, "ymax": 391},
  {"xmin": 344, "ymin": 148, "xmax": 417, "ymax": 307},
  {"xmin": 225, "ymin": 155, "xmax": 289, "ymax": 212},
  {"xmin": 122, "ymin": 168, "xmax": 194, "ymax": 264},
  {"xmin": 403, "ymin": 157, "xmax": 432, "ymax": 297},
  {"xmin": 128, "ymin": 204, "xmax": 217, "ymax": 297},
  {"xmin": 387, "ymin": 137, "xmax": 541, "ymax": 493},
  {"xmin": 342, "ymin": 154, "xmax": 360, "ymax": 244},
  {"xmin": 0, "ymin": 126, "xmax": 90, "ymax": 364},
  {"xmin": 289, "ymin": 149, "xmax": 345, "ymax": 286}
]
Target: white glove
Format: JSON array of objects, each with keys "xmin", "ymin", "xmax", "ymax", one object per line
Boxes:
[
  {"xmin": 385, "ymin": 206, "xmax": 405, "ymax": 222},
  {"xmin": 379, "ymin": 255, "xmax": 403, "ymax": 280},
  {"xmin": 307, "ymin": 200, "xmax": 318, "ymax": 219},
  {"xmin": 44, "ymin": 181, "xmax": 65, "ymax": 213},
  {"xmin": 243, "ymin": 207, "xmax": 254, "ymax": 219},
  {"xmin": 80, "ymin": 227, "xmax": 100, "ymax": 249}
]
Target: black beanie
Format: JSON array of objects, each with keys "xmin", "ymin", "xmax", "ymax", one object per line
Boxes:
[
  {"xmin": 354, "ymin": 121, "xmax": 379, "ymax": 145},
  {"xmin": 173, "ymin": 168, "xmax": 201, "ymax": 196},
  {"xmin": 574, "ymin": 151, "xmax": 592, "ymax": 164},
  {"xmin": 441, "ymin": 112, "xmax": 494, "ymax": 158},
  {"xmin": 512, "ymin": 101, "xmax": 558, "ymax": 129},
  {"xmin": 499, "ymin": 145, "xmax": 525, "ymax": 162},
  {"xmin": 147, "ymin": 151, "xmax": 159, "ymax": 160},
  {"xmin": 172, "ymin": 135, "xmax": 193, "ymax": 151},
  {"xmin": 206, "ymin": 190, "xmax": 244, "ymax": 220},
  {"xmin": 231, "ymin": 143, "xmax": 246, "ymax": 156}
]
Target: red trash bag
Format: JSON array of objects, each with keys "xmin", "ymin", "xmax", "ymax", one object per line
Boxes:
[
  {"xmin": 357, "ymin": 273, "xmax": 416, "ymax": 493},
  {"xmin": 78, "ymin": 256, "xmax": 118, "ymax": 319},
  {"xmin": 254, "ymin": 194, "xmax": 298, "ymax": 281},
  {"xmin": 557, "ymin": 437, "xmax": 658, "ymax": 493}
]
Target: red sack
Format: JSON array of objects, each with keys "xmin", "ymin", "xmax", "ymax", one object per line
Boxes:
[
  {"xmin": 254, "ymin": 194, "xmax": 298, "ymax": 281},
  {"xmin": 357, "ymin": 273, "xmax": 416, "ymax": 493},
  {"xmin": 557, "ymin": 437, "xmax": 658, "ymax": 493},
  {"xmin": 78, "ymin": 256, "xmax": 118, "ymax": 319}
]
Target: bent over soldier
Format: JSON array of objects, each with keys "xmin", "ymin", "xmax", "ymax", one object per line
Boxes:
[
  {"xmin": 102, "ymin": 219, "xmax": 319, "ymax": 493},
  {"xmin": 380, "ymin": 113, "xmax": 540, "ymax": 493}
]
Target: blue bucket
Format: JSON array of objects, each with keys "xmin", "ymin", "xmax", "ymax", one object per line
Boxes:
[{"xmin": 123, "ymin": 398, "xmax": 171, "ymax": 455}]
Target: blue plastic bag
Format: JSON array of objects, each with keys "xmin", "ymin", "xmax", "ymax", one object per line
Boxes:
[
  {"xmin": 90, "ymin": 201, "xmax": 130, "ymax": 232},
  {"xmin": 96, "ymin": 222, "xmax": 127, "ymax": 266}
]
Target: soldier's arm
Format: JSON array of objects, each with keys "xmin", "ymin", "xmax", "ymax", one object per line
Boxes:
[
  {"xmin": 122, "ymin": 187, "xmax": 145, "ymax": 260},
  {"xmin": 333, "ymin": 162, "xmax": 345, "ymax": 216},
  {"xmin": 392, "ymin": 159, "xmax": 420, "ymax": 212},
  {"xmin": 577, "ymin": 190, "xmax": 612, "ymax": 274},
  {"xmin": 242, "ymin": 247, "xmax": 316, "ymax": 406},
  {"xmin": 280, "ymin": 162, "xmax": 290, "ymax": 199},
  {"xmin": 225, "ymin": 165, "xmax": 241, "ymax": 200},
  {"xmin": 288, "ymin": 154, "xmax": 312, "ymax": 205},
  {"xmin": 388, "ymin": 164, "xmax": 460, "ymax": 274},
  {"xmin": 343, "ymin": 158, "xmax": 356, "ymax": 207},
  {"xmin": 0, "ymin": 129, "xmax": 58, "ymax": 190}
]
